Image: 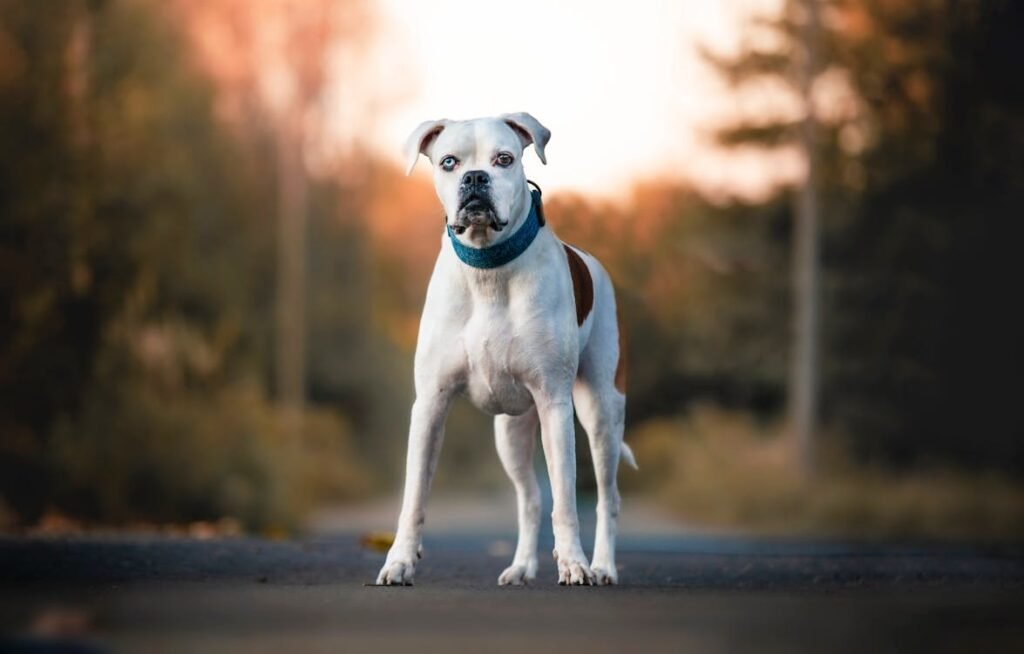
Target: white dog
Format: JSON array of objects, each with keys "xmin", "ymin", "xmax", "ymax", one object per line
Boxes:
[{"xmin": 376, "ymin": 113, "xmax": 635, "ymax": 587}]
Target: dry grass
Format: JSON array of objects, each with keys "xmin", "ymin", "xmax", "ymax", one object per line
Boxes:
[{"xmin": 624, "ymin": 405, "xmax": 1024, "ymax": 542}]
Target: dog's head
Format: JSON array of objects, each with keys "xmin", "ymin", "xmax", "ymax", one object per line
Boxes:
[{"xmin": 404, "ymin": 113, "xmax": 550, "ymax": 246}]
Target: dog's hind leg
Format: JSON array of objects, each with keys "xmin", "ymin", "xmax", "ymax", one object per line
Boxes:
[
  {"xmin": 573, "ymin": 380, "xmax": 625, "ymax": 585},
  {"xmin": 494, "ymin": 407, "xmax": 541, "ymax": 585},
  {"xmin": 573, "ymin": 279, "xmax": 629, "ymax": 585}
]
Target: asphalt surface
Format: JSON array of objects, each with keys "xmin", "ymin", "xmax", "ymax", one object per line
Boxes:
[{"xmin": 1, "ymin": 527, "xmax": 1022, "ymax": 653}]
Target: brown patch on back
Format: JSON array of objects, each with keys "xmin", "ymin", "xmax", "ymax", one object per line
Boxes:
[
  {"xmin": 615, "ymin": 307, "xmax": 628, "ymax": 394},
  {"xmin": 563, "ymin": 245, "xmax": 593, "ymax": 326}
]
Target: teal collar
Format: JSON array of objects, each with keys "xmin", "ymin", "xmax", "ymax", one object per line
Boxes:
[{"xmin": 446, "ymin": 188, "xmax": 544, "ymax": 269}]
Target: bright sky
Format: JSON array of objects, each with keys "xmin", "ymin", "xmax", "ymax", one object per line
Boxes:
[{"xmin": 327, "ymin": 0, "xmax": 795, "ymax": 199}]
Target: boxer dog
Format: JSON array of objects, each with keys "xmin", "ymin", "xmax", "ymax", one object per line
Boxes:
[{"xmin": 376, "ymin": 113, "xmax": 635, "ymax": 587}]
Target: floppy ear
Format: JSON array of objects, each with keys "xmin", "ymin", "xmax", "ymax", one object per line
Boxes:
[
  {"xmin": 404, "ymin": 119, "xmax": 449, "ymax": 175},
  {"xmin": 501, "ymin": 112, "xmax": 551, "ymax": 164}
]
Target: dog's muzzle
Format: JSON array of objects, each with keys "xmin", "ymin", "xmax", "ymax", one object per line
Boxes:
[{"xmin": 453, "ymin": 169, "xmax": 506, "ymax": 234}]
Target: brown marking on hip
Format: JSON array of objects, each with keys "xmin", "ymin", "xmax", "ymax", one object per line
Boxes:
[
  {"xmin": 615, "ymin": 307, "xmax": 627, "ymax": 394},
  {"xmin": 563, "ymin": 244, "xmax": 593, "ymax": 326}
]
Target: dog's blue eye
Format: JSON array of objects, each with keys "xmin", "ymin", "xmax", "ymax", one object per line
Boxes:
[
  {"xmin": 495, "ymin": 153, "xmax": 514, "ymax": 167},
  {"xmin": 440, "ymin": 156, "xmax": 458, "ymax": 171}
]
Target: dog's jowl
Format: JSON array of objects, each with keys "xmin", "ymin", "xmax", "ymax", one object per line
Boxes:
[{"xmin": 376, "ymin": 113, "xmax": 637, "ymax": 587}]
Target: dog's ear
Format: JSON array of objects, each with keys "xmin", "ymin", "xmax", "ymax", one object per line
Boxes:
[
  {"xmin": 501, "ymin": 112, "xmax": 551, "ymax": 165},
  {"xmin": 404, "ymin": 119, "xmax": 449, "ymax": 175}
]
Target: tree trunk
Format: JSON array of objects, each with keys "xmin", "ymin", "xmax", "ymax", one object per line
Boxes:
[
  {"xmin": 275, "ymin": 117, "xmax": 307, "ymax": 439},
  {"xmin": 790, "ymin": 0, "xmax": 821, "ymax": 480}
]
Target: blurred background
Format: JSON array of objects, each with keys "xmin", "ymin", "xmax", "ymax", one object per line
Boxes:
[{"xmin": 1, "ymin": 0, "xmax": 1021, "ymax": 542}]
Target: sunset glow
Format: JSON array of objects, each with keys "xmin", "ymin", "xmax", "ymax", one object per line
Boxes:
[{"xmin": 324, "ymin": 0, "xmax": 795, "ymax": 199}]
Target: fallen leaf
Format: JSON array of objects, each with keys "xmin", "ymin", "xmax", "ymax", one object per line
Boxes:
[{"xmin": 360, "ymin": 531, "xmax": 395, "ymax": 552}]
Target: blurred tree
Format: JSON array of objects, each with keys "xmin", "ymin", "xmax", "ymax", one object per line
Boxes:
[
  {"xmin": 177, "ymin": 1, "xmax": 458, "ymax": 495},
  {"xmin": 174, "ymin": 0, "xmax": 371, "ymax": 441},
  {"xmin": 827, "ymin": 0, "xmax": 1024, "ymax": 470},
  {"xmin": 705, "ymin": 0, "xmax": 1024, "ymax": 473},
  {"xmin": 0, "ymin": 0, "xmax": 123, "ymax": 519},
  {"xmin": 0, "ymin": 0, "xmax": 368, "ymax": 526},
  {"xmin": 706, "ymin": 0, "xmax": 827, "ymax": 479}
]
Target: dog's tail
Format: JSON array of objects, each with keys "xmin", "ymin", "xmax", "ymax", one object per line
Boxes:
[{"xmin": 620, "ymin": 441, "xmax": 639, "ymax": 470}]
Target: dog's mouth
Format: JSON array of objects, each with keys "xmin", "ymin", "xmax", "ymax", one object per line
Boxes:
[{"xmin": 452, "ymin": 195, "xmax": 506, "ymax": 235}]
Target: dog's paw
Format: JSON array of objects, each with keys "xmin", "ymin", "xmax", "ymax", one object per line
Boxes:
[
  {"xmin": 497, "ymin": 562, "xmax": 536, "ymax": 586},
  {"xmin": 591, "ymin": 563, "xmax": 618, "ymax": 586},
  {"xmin": 553, "ymin": 549, "xmax": 595, "ymax": 586},
  {"xmin": 376, "ymin": 559, "xmax": 416, "ymax": 586}
]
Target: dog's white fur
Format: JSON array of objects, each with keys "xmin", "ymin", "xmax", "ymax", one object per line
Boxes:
[{"xmin": 377, "ymin": 113, "xmax": 634, "ymax": 587}]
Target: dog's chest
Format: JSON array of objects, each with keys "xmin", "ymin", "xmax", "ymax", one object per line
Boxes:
[{"xmin": 460, "ymin": 304, "xmax": 535, "ymax": 416}]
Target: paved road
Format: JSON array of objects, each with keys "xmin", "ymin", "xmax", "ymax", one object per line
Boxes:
[{"xmin": 1, "ymin": 527, "xmax": 1022, "ymax": 653}]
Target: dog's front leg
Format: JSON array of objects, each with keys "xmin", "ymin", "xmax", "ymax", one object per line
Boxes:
[
  {"xmin": 537, "ymin": 394, "xmax": 595, "ymax": 586},
  {"xmin": 376, "ymin": 391, "xmax": 453, "ymax": 585}
]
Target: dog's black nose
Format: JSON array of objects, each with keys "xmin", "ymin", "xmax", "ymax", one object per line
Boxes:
[{"xmin": 461, "ymin": 170, "xmax": 490, "ymax": 188}]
